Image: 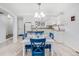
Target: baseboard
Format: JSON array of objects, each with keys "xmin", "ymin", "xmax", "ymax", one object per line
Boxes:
[{"xmin": 0, "ymin": 37, "xmax": 13, "ymax": 43}]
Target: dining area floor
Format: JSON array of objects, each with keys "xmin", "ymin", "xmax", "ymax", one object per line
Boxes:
[
  {"xmin": 0, "ymin": 37, "xmax": 79, "ymax": 56},
  {"xmin": 24, "ymin": 40, "xmax": 79, "ymax": 56}
]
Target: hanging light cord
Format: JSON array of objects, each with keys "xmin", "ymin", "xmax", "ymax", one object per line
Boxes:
[{"xmin": 37, "ymin": 3, "xmax": 41, "ymax": 13}]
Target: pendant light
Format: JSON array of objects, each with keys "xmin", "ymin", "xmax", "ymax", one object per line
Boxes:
[{"xmin": 34, "ymin": 3, "xmax": 45, "ymax": 18}]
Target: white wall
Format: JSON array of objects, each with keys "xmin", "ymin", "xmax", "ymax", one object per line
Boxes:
[
  {"xmin": 17, "ymin": 17, "xmax": 24, "ymax": 34},
  {"xmin": 54, "ymin": 4, "xmax": 79, "ymax": 51},
  {"xmin": 6, "ymin": 17, "xmax": 13, "ymax": 35},
  {"xmin": 0, "ymin": 14, "xmax": 7, "ymax": 42}
]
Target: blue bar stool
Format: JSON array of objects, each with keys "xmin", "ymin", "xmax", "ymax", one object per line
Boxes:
[
  {"xmin": 18, "ymin": 33, "xmax": 27, "ymax": 39},
  {"xmin": 45, "ymin": 44, "xmax": 51, "ymax": 55},
  {"xmin": 49, "ymin": 32, "xmax": 54, "ymax": 39},
  {"xmin": 30, "ymin": 38, "xmax": 46, "ymax": 56},
  {"xmin": 23, "ymin": 33, "xmax": 27, "ymax": 39},
  {"xmin": 25, "ymin": 44, "xmax": 31, "ymax": 53}
]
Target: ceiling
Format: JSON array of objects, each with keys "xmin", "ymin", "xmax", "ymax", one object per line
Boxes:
[{"xmin": 0, "ymin": 3, "xmax": 79, "ymax": 17}]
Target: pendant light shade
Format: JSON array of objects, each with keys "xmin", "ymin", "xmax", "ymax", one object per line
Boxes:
[
  {"xmin": 34, "ymin": 12, "xmax": 39, "ymax": 17},
  {"xmin": 34, "ymin": 3, "xmax": 45, "ymax": 18},
  {"xmin": 34, "ymin": 12, "xmax": 45, "ymax": 18},
  {"xmin": 40, "ymin": 12, "xmax": 45, "ymax": 17}
]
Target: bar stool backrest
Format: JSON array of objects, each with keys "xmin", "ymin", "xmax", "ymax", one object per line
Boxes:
[{"xmin": 30, "ymin": 38, "xmax": 46, "ymax": 56}]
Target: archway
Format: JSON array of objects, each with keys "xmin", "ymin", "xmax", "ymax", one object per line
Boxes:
[{"xmin": 0, "ymin": 6, "xmax": 17, "ymax": 43}]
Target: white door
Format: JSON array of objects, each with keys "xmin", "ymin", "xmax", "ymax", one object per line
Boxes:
[{"xmin": 24, "ymin": 22, "xmax": 31, "ymax": 32}]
